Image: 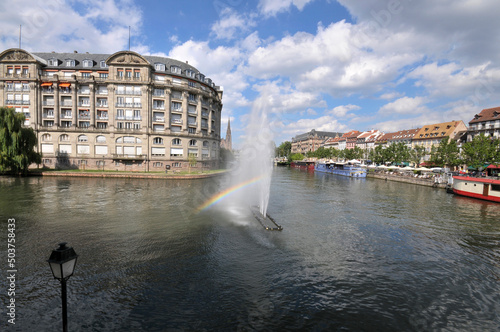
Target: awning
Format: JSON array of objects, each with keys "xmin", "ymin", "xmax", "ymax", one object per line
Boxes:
[
  {"xmin": 97, "ymin": 71, "xmax": 108, "ymax": 74},
  {"xmin": 79, "ymin": 70, "xmax": 92, "ymax": 73},
  {"xmin": 59, "ymin": 83, "xmax": 71, "ymax": 88},
  {"xmin": 41, "ymin": 82, "xmax": 53, "ymax": 87}
]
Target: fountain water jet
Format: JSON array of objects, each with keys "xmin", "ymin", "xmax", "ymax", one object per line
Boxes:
[{"xmin": 228, "ymin": 93, "xmax": 280, "ymax": 230}]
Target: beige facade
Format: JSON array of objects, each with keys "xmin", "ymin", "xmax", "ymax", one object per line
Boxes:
[
  {"xmin": 0, "ymin": 48, "xmax": 223, "ymax": 171},
  {"xmin": 412, "ymin": 120, "xmax": 467, "ymax": 163}
]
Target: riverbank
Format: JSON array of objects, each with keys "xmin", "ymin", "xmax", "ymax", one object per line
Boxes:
[
  {"xmin": 22, "ymin": 169, "xmax": 228, "ymax": 180},
  {"xmin": 367, "ymin": 171, "xmax": 448, "ymax": 189}
]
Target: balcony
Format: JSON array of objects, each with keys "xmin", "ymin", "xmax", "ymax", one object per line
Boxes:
[
  {"xmin": 153, "ymin": 117, "xmax": 165, "ymax": 122},
  {"xmin": 96, "ymin": 115, "xmax": 109, "ymax": 120},
  {"xmin": 42, "ymin": 113, "xmax": 55, "ymax": 119},
  {"xmin": 171, "ymin": 119, "xmax": 183, "ymax": 124},
  {"xmin": 114, "ymin": 76, "xmax": 142, "ymax": 81},
  {"xmin": 97, "ymin": 102, "xmax": 108, "ymax": 108},
  {"xmin": 115, "ymin": 116, "xmax": 142, "ymax": 121},
  {"xmin": 78, "ymin": 90, "xmax": 90, "ymax": 95},
  {"xmin": 116, "ymin": 90, "xmax": 142, "ymax": 96},
  {"xmin": 112, "ymin": 154, "xmax": 145, "ymax": 160},
  {"xmin": 4, "ymin": 73, "xmax": 31, "ymax": 78},
  {"xmin": 43, "ymin": 101, "xmax": 55, "ymax": 106},
  {"xmin": 115, "ymin": 103, "xmax": 142, "ymax": 108},
  {"xmin": 41, "ymin": 88, "xmax": 54, "ymax": 94},
  {"xmin": 201, "ymin": 111, "xmax": 209, "ymax": 117},
  {"xmin": 153, "ymin": 104, "xmax": 165, "ymax": 110},
  {"xmin": 78, "ymin": 102, "xmax": 91, "ymax": 107},
  {"xmin": 61, "ymin": 113, "xmax": 72, "ymax": 119},
  {"xmin": 60, "ymin": 100, "xmax": 73, "ymax": 106}
]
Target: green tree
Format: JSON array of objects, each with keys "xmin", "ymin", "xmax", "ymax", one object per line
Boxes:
[
  {"xmin": 289, "ymin": 153, "xmax": 304, "ymax": 161},
  {"xmin": 0, "ymin": 107, "xmax": 41, "ymax": 175},
  {"xmin": 275, "ymin": 141, "xmax": 292, "ymax": 158},
  {"xmin": 429, "ymin": 138, "xmax": 461, "ymax": 168},
  {"xmin": 461, "ymin": 134, "xmax": 500, "ymax": 169},
  {"xmin": 385, "ymin": 142, "xmax": 410, "ymax": 165},
  {"xmin": 409, "ymin": 145, "xmax": 426, "ymax": 167}
]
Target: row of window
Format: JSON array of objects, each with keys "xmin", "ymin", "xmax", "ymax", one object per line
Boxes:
[
  {"xmin": 48, "ymin": 59, "xmax": 107, "ymax": 68},
  {"xmin": 41, "ymin": 134, "xmax": 213, "ymax": 147}
]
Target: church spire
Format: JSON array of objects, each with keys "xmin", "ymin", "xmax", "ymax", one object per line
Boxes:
[{"xmin": 221, "ymin": 118, "xmax": 232, "ymax": 151}]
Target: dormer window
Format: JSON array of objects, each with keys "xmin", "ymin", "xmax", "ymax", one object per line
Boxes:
[
  {"xmin": 186, "ymin": 69, "xmax": 195, "ymax": 78},
  {"xmin": 424, "ymin": 128, "xmax": 429, "ymax": 131},
  {"xmin": 100, "ymin": 60, "xmax": 107, "ymax": 68},
  {"xmin": 48, "ymin": 58, "xmax": 58, "ymax": 66},
  {"xmin": 155, "ymin": 63, "xmax": 165, "ymax": 71},
  {"xmin": 493, "ymin": 111, "xmax": 499, "ymax": 117},
  {"xmin": 83, "ymin": 60, "xmax": 93, "ymax": 68},
  {"xmin": 170, "ymin": 66, "xmax": 181, "ymax": 74},
  {"xmin": 441, "ymin": 132, "xmax": 446, "ymax": 136},
  {"xmin": 65, "ymin": 59, "xmax": 75, "ymax": 67},
  {"xmin": 198, "ymin": 73, "xmax": 205, "ymax": 81},
  {"xmin": 434, "ymin": 126, "xmax": 439, "ymax": 131}
]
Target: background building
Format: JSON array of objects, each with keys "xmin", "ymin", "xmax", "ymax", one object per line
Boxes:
[
  {"xmin": 0, "ymin": 48, "xmax": 223, "ymax": 171},
  {"xmin": 467, "ymin": 106, "xmax": 500, "ymax": 141},
  {"xmin": 291, "ymin": 129, "xmax": 343, "ymax": 154}
]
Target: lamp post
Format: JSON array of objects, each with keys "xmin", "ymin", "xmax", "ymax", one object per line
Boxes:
[{"xmin": 47, "ymin": 242, "xmax": 78, "ymax": 332}]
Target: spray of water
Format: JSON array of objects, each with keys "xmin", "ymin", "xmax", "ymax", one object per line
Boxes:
[{"xmin": 230, "ymin": 94, "xmax": 274, "ymax": 216}]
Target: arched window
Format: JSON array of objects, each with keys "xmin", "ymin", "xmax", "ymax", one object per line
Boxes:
[
  {"xmin": 203, "ymin": 141, "xmax": 209, "ymax": 147},
  {"xmin": 59, "ymin": 134, "xmax": 70, "ymax": 142},
  {"xmin": 78, "ymin": 135, "xmax": 88, "ymax": 142},
  {"xmin": 96, "ymin": 135, "xmax": 106, "ymax": 143},
  {"xmin": 172, "ymin": 138, "xmax": 181, "ymax": 145},
  {"xmin": 189, "ymin": 139, "xmax": 197, "ymax": 146},
  {"xmin": 153, "ymin": 137, "xmax": 164, "ymax": 145},
  {"xmin": 41, "ymin": 134, "xmax": 51, "ymax": 141}
]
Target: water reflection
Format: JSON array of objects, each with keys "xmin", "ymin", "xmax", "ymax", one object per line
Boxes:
[{"xmin": 1, "ymin": 169, "xmax": 500, "ymax": 331}]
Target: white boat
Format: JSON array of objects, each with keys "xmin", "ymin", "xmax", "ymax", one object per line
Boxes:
[
  {"xmin": 452, "ymin": 165, "xmax": 500, "ymax": 203},
  {"xmin": 315, "ymin": 161, "xmax": 367, "ymax": 178}
]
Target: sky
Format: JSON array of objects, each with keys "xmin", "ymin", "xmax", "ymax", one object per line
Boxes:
[{"xmin": 2, "ymin": 0, "xmax": 500, "ymax": 148}]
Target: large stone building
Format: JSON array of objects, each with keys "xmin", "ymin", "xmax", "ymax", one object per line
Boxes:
[
  {"xmin": 0, "ymin": 48, "xmax": 223, "ymax": 171},
  {"xmin": 291, "ymin": 129, "xmax": 342, "ymax": 154}
]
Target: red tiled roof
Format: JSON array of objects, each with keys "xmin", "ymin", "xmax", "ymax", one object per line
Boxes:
[{"xmin": 469, "ymin": 106, "xmax": 500, "ymax": 124}]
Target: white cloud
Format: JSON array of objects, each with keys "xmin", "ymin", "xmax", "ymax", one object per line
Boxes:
[
  {"xmin": 408, "ymin": 62, "xmax": 500, "ymax": 99},
  {"xmin": 0, "ymin": 0, "xmax": 141, "ymax": 53},
  {"xmin": 252, "ymin": 80, "xmax": 325, "ymax": 114},
  {"xmin": 329, "ymin": 104, "xmax": 360, "ymax": 117},
  {"xmin": 258, "ymin": 0, "xmax": 315, "ymax": 17},
  {"xmin": 378, "ymin": 96, "xmax": 428, "ymax": 116},
  {"xmin": 211, "ymin": 8, "xmax": 256, "ymax": 40},
  {"xmin": 281, "ymin": 115, "xmax": 348, "ymax": 138}
]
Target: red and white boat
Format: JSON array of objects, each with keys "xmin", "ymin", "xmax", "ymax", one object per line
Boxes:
[{"xmin": 452, "ymin": 165, "xmax": 500, "ymax": 202}]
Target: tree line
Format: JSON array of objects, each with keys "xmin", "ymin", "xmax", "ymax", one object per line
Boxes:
[{"xmin": 276, "ymin": 136, "xmax": 500, "ymax": 169}]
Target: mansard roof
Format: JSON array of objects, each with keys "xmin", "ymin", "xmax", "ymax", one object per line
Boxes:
[{"xmin": 469, "ymin": 106, "xmax": 500, "ymax": 124}]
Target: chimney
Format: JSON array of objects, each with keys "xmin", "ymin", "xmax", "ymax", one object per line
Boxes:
[{"xmin": 74, "ymin": 50, "xmax": 78, "ymax": 53}]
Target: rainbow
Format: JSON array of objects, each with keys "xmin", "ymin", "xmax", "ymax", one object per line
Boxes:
[{"xmin": 196, "ymin": 175, "xmax": 264, "ymax": 212}]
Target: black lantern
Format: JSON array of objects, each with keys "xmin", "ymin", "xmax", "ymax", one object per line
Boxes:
[{"xmin": 47, "ymin": 242, "xmax": 78, "ymax": 332}]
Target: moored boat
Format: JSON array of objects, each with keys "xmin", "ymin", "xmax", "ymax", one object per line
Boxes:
[
  {"xmin": 315, "ymin": 161, "xmax": 367, "ymax": 178},
  {"xmin": 452, "ymin": 165, "xmax": 500, "ymax": 202},
  {"xmin": 290, "ymin": 160, "xmax": 315, "ymax": 171}
]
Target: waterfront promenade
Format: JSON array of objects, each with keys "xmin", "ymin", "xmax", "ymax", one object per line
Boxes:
[
  {"xmin": 31, "ymin": 169, "xmax": 227, "ymax": 180},
  {"xmin": 367, "ymin": 170, "xmax": 448, "ymax": 189}
]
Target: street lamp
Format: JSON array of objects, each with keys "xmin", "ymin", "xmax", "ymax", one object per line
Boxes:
[{"xmin": 47, "ymin": 242, "xmax": 78, "ymax": 332}]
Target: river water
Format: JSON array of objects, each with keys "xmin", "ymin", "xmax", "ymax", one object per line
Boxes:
[{"xmin": 1, "ymin": 167, "xmax": 500, "ymax": 331}]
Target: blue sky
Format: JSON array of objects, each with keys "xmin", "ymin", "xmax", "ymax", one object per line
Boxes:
[{"xmin": 2, "ymin": 0, "xmax": 500, "ymax": 148}]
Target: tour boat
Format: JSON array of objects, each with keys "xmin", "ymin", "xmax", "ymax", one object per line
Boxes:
[
  {"xmin": 290, "ymin": 160, "xmax": 315, "ymax": 171},
  {"xmin": 452, "ymin": 165, "xmax": 500, "ymax": 203},
  {"xmin": 315, "ymin": 161, "xmax": 367, "ymax": 178}
]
